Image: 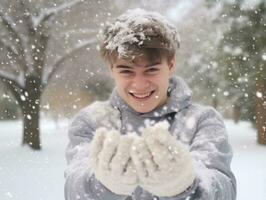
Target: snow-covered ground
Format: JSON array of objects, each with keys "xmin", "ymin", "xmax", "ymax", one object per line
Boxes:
[
  {"xmin": 0, "ymin": 118, "xmax": 265, "ymax": 200},
  {"xmin": 226, "ymin": 120, "xmax": 266, "ymax": 200}
]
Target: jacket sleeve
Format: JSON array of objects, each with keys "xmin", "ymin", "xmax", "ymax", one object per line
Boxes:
[
  {"xmin": 188, "ymin": 107, "xmax": 237, "ymax": 200},
  {"xmin": 139, "ymin": 107, "xmax": 236, "ymax": 200},
  {"xmin": 64, "ymin": 111, "xmax": 128, "ymax": 200}
]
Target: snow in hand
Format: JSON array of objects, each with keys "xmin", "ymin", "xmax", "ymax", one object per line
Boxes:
[{"xmin": 0, "ymin": 119, "xmax": 265, "ymax": 200}]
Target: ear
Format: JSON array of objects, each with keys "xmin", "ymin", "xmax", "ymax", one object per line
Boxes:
[{"xmin": 168, "ymin": 57, "xmax": 176, "ymax": 74}]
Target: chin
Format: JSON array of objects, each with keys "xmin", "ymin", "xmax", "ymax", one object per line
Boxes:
[{"xmin": 131, "ymin": 105, "xmax": 155, "ymax": 114}]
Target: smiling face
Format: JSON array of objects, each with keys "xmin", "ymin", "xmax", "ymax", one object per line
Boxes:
[{"xmin": 109, "ymin": 55, "xmax": 175, "ymax": 113}]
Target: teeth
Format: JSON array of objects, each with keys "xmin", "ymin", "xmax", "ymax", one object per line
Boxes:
[{"xmin": 132, "ymin": 92, "xmax": 152, "ymax": 98}]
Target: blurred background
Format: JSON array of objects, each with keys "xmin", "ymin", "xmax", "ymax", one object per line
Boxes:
[{"xmin": 0, "ymin": 0, "xmax": 265, "ymax": 200}]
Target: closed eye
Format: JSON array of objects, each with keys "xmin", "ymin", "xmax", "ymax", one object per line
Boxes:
[
  {"xmin": 146, "ymin": 68, "xmax": 159, "ymax": 73},
  {"xmin": 119, "ymin": 70, "xmax": 133, "ymax": 74}
]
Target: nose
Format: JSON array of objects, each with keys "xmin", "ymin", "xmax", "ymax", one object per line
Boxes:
[{"xmin": 131, "ymin": 74, "xmax": 150, "ymax": 92}]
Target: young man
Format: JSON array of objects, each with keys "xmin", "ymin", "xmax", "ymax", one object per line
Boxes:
[{"xmin": 64, "ymin": 9, "xmax": 236, "ymax": 200}]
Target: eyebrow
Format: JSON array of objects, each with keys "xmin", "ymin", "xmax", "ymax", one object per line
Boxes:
[
  {"xmin": 115, "ymin": 61, "xmax": 161, "ymax": 69},
  {"xmin": 115, "ymin": 65, "xmax": 133, "ymax": 69}
]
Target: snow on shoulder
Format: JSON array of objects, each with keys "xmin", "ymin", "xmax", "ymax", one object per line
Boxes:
[{"xmin": 99, "ymin": 8, "xmax": 180, "ymax": 58}]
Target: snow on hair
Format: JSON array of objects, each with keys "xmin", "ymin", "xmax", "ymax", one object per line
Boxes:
[{"xmin": 98, "ymin": 8, "xmax": 180, "ymax": 61}]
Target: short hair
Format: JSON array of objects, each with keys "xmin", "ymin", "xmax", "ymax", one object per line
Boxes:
[{"xmin": 98, "ymin": 8, "xmax": 180, "ymax": 64}]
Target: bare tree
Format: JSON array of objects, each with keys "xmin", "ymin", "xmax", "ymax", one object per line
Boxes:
[{"xmin": 0, "ymin": 0, "xmax": 97, "ymax": 150}]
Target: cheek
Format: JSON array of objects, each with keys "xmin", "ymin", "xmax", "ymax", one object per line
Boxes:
[
  {"xmin": 113, "ymin": 74, "xmax": 123, "ymax": 84},
  {"xmin": 116, "ymin": 78, "xmax": 130, "ymax": 91},
  {"xmin": 155, "ymin": 78, "xmax": 169, "ymax": 94},
  {"xmin": 153, "ymin": 75, "xmax": 168, "ymax": 85}
]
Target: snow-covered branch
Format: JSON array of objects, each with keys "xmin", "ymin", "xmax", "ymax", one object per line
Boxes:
[
  {"xmin": 33, "ymin": 0, "xmax": 84, "ymax": 28},
  {"xmin": 0, "ymin": 38, "xmax": 29, "ymax": 73},
  {"xmin": 42, "ymin": 38, "xmax": 97, "ymax": 88},
  {"xmin": 59, "ymin": 28, "xmax": 97, "ymax": 37},
  {"xmin": 0, "ymin": 10, "xmax": 20, "ymax": 40},
  {"xmin": 0, "ymin": 72, "xmax": 24, "ymax": 105},
  {"xmin": 0, "ymin": 8, "xmax": 27, "ymax": 51},
  {"xmin": 0, "ymin": 5, "xmax": 30, "ymax": 72},
  {"xmin": 0, "ymin": 69, "xmax": 25, "ymax": 89},
  {"xmin": 0, "ymin": 38, "xmax": 19, "ymax": 57}
]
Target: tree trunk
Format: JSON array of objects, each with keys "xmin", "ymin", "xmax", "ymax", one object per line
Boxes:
[
  {"xmin": 255, "ymin": 78, "xmax": 266, "ymax": 145},
  {"xmin": 21, "ymin": 76, "xmax": 42, "ymax": 150},
  {"xmin": 233, "ymin": 103, "xmax": 241, "ymax": 124},
  {"xmin": 22, "ymin": 102, "xmax": 41, "ymax": 150},
  {"xmin": 212, "ymin": 96, "xmax": 218, "ymax": 109}
]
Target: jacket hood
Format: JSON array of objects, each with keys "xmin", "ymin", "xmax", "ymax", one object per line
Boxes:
[{"xmin": 109, "ymin": 76, "xmax": 192, "ymax": 118}]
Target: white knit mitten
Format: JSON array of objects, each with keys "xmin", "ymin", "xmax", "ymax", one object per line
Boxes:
[
  {"xmin": 131, "ymin": 121, "xmax": 195, "ymax": 197},
  {"xmin": 89, "ymin": 127, "xmax": 138, "ymax": 195}
]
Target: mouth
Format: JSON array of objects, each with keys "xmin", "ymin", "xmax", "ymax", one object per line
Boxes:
[{"xmin": 129, "ymin": 90, "xmax": 155, "ymax": 101}]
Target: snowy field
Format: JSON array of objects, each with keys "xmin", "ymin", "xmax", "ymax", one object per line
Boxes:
[{"xmin": 0, "ymin": 118, "xmax": 265, "ymax": 200}]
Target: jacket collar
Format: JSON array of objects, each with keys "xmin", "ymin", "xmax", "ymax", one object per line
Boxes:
[{"xmin": 109, "ymin": 76, "xmax": 192, "ymax": 118}]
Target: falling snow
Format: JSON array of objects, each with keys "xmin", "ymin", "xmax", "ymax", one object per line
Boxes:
[
  {"xmin": 256, "ymin": 92, "xmax": 262, "ymax": 98},
  {"xmin": 0, "ymin": 0, "xmax": 265, "ymax": 200}
]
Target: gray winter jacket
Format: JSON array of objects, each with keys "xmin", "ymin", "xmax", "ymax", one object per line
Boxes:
[{"xmin": 64, "ymin": 76, "xmax": 237, "ymax": 200}]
